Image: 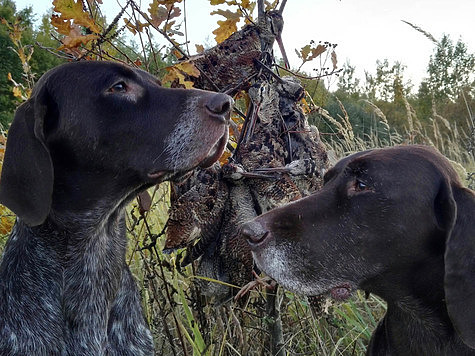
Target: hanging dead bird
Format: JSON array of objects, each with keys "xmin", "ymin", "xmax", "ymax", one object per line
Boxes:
[
  {"xmin": 165, "ymin": 163, "xmax": 228, "ymax": 254},
  {"xmin": 196, "ymin": 183, "xmax": 257, "ymax": 300},
  {"xmin": 162, "ymin": 8, "xmax": 329, "ymax": 302}
]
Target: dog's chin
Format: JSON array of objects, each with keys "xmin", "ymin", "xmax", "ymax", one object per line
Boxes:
[{"xmin": 252, "ymin": 249, "xmax": 355, "ymax": 301}]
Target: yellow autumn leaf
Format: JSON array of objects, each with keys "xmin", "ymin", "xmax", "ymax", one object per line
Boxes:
[
  {"xmin": 265, "ymin": 0, "xmax": 279, "ymax": 10},
  {"xmin": 124, "ymin": 18, "xmax": 149, "ymax": 34},
  {"xmin": 0, "ymin": 205, "xmax": 15, "ymax": 236},
  {"xmin": 52, "ymin": 0, "xmax": 101, "ymax": 33},
  {"xmin": 12, "ymin": 86, "xmax": 23, "ymax": 98},
  {"xmin": 162, "ymin": 67, "xmax": 195, "ymax": 89},
  {"xmin": 213, "ymin": 18, "xmax": 238, "ymax": 43},
  {"xmin": 176, "ymin": 62, "xmax": 200, "ymax": 78},
  {"xmin": 218, "ymin": 150, "xmax": 231, "ymax": 165},
  {"xmin": 210, "ymin": 0, "xmax": 226, "ymax": 4},
  {"xmin": 7, "ymin": 72, "xmax": 12, "ymax": 81}
]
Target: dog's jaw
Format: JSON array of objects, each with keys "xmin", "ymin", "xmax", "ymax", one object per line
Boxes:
[{"xmin": 251, "ymin": 239, "xmax": 357, "ymax": 299}]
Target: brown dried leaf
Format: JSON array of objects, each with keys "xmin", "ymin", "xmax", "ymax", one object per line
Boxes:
[
  {"xmin": 195, "ymin": 44, "xmax": 205, "ymax": 53},
  {"xmin": 310, "ymin": 44, "xmax": 326, "ymax": 61},
  {"xmin": 300, "ymin": 44, "xmax": 311, "ymax": 61},
  {"xmin": 58, "ymin": 25, "xmax": 98, "ymax": 49},
  {"xmin": 51, "ymin": 14, "xmax": 72, "ymax": 35},
  {"xmin": 124, "ymin": 18, "xmax": 148, "ymax": 34},
  {"xmin": 331, "ymin": 50, "xmax": 337, "ymax": 70},
  {"xmin": 148, "ymin": 2, "xmax": 168, "ymax": 27}
]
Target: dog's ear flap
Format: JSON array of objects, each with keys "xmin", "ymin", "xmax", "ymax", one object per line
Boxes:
[
  {"xmin": 441, "ymin": 179, "xmax": 475, "ymax": 349},
  {"xmin": 0, "ymin": 86, "xmax": 54, "ymax": 226}
]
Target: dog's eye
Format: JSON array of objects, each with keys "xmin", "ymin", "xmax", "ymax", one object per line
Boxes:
[
  {"xmin": 109, "ymin": 81, "xmax": 127, "ymax": 93},
  {"xmin": 355, "ymin": 179, "xmax": 368, "ymax": 191}
]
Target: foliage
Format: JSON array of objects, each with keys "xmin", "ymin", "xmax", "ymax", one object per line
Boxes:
[{"xmin": 426, "ymin": 34, "xmax": 475, "ymax": 102}]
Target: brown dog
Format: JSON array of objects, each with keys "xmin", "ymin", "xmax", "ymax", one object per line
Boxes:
[{"xmin": 242, "ymin": 145, "xmax": 475, "ymax": 355}]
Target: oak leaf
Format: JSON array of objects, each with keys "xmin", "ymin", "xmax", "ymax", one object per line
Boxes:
[
  {"xmin": 58, "ymin": 24, "xmax": 98, "ymax": 50},
  {"xmin": 211, "ymin": 9, "xmax": 241, "ymax": 43},
  {"xmin": 195, "ymin": 44, "xmax": 205, "ymax": 53},
  {"xmin": 148, "ymin": 1, "xmax": 169, "ymax": 27},
  {"xmin": 52, "ymin": 0, "xmax": 101, "ymax": 33}
]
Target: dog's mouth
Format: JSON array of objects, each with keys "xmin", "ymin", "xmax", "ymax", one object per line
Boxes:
[
  {"xmin": 147, "ymin": 129, "xmax": 228, "ymax": 183},
  {"xmin": 198, "ymin": 129, "xmax": 229, "ymax": 168},
  {"xmin": 329, "ymin": 283, "xmax": 353, "ymax": 301}
]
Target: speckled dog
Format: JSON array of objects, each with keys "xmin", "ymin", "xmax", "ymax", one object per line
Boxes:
[{"xmin": 0, "ymin": 61, "xmax": 231, "ymax": 355}]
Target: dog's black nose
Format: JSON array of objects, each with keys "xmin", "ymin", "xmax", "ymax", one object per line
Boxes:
[
  {"xmin": 241, "ymin": 221, "xmax": 270, "ymax": 248},
  {"xmin": 205, "ymin": 93, "xmax": 232, "ymax": 121}
]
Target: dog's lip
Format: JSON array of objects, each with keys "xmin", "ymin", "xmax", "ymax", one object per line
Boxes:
[
  {"xmin": 147, "ymin": 129, "xmax": 228, "ymax": 182},
  {"xmin": 198, "ymin": 129, "xmax": 229, "ymax": 168},
  {"xmin": 329, "ymin": 283, "xmax": 353, "ymax": 301}
]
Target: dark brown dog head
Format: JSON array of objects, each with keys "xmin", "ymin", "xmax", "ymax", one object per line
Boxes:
[
  {"xmin": 242, "ymin": 145, "xmax": 475, "ymax": 350},
  {"xmin": 0, "ymin": 61, "xmax": 231, "ymax": 226}
]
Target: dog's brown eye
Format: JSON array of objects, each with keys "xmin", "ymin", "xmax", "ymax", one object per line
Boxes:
[
  {"xmin": 355, "ymin": 180, "xmax": 368, "ymax": 191},
  {"xmin": 109, "ymin": 82, "xmax": 127, "ymax": 93}
]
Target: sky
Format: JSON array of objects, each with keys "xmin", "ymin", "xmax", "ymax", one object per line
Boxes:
[{"xmin": 13, "ymin": 0, "xmax": 475, "ymax": 92}]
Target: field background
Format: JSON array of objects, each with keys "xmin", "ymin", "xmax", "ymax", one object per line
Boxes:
[{"xmin": 0, "ymin": 0, "xmax": 474, "ymax": 354}]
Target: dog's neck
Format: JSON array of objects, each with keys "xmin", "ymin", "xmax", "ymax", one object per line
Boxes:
[{"xmin": 364, "ymin": 259, "xmax": 471, "ymax": 355}]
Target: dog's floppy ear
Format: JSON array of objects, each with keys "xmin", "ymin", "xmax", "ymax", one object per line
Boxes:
[
  {"xmin": 440, "ymin": 179, "xmax": 475, "ymax": 349},
  {"xmin": 0, "ymin": 85, "xmax": 54, "ymax": 226}
]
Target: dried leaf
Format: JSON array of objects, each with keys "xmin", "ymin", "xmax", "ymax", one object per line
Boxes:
[
  {"xmin": 12, "ymin": 86, "xmax": 23, "ymax": 98},
  {"xmin": 310, "ymin": 44, "xmax": 326, "ymax": 60},
  {"xmin": 52, "ymin": 0, "xmax": 101, "ymax": 33},
  {"xmin": 156, "ymin": 0, "xmax": 183, "ymax": 4},
  {"xmin": 51, "ymin": 14, "xmax": 72, "ymax": 35},
  {"xmin": 210, "ymin": 0, "xmax": 226, "ymax": 4},
  {"xmin": 162, "ymin": 66, "xmax": 195, "ymax": 89},
  {"xmin": 148, "ymin": 1, "xmax": 168, "ymax": 27},
  {"xmin": 218, "ymin": 150, "xmax": 231, "ymax": 165},
  {"xmin": 300, "ymin": 44, "xmax": 311, "ymax": 61},
  {"xmin": 265, "ymin": 0, "xmax": 279, "ymax": 10},
  {"xmin": 58, "ymin": 25, "xmax": 98, "ymax": 49},
  {"xmin": 176, "ymin": 62, "xmax": 200, "ymax": 78},
  {"xmin": 195, "ymin": 44, "xmax": 205, "ymax": 53},
  {"xmin": 331, "ymin": 50, "xmax": 337, "ymax": 70},
  {"xmin": 124, "ymin": 18, "xmax": 148, "ymax": 34},
  {"xmin": 0, "ymin": 204, "xmax": 14, "ymax": 235}
]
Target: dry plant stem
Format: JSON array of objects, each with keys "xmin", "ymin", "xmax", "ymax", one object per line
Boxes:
[
  {"xmin": 141, "ymin": 214, "xmax": 188, "ymax": 356},
  {"xmin": 266, "ymin": 285, "xmax": 285, "ymax": 356},
  {"xmin": 139, "ymin": 250, "xmax": 179, "ymax": 356},
  {"xmin": 275, "ymin": 63, "xmax": 342, "ymax": 80},
  {"xmin": 131, "ymin": 1, "xmax": 188, "ymax": 60}
]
